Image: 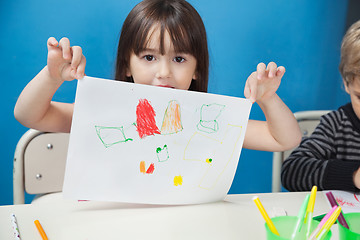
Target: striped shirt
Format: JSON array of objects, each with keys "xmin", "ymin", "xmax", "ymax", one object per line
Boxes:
[{"xmin": 281, "ymin": 103, "xmax": 360, "ymax": 193}]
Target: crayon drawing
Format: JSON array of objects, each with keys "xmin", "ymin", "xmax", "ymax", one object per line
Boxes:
[
  {"xmin": 161, "ymin": 100, "xmax": 183, "ymax": 135},
  {"xmin": 355, "ymin": 193, "xmax": 360, "ymax": 203},
  {"xmin": 63, "ymin": 76, "xmax": 252, "ymax": 204},
  {"xmin": 183, "ymin": 124, "xmax": 243, "ymax": 189},
  {"xmin": 336, "ymin": 196, "xmax": 356, "ymax": 207},
  {"xmin": 140, "ymin": 161, "xmax": 155, "ymax": 174},
  {"xmin": 136, "ymin": 99, "xmax": 161, "ymax": 138},
  {"xmin": 156, "ymin": 145, "xmax": 169, "ymax": 162},
  {"xmin": 174, "ymin": 175, "xmax": 183, "ymax": 186},
  {"xmin": 140, "ymin": 161, "xmax": 146, "ymax": 173},
  {"xmin": 324, "ymin": 190, "xmax": 360, "ymax": 213},
  {"xmin": 95, "ymin": 126, "xmax": 133, "ymax": 148},
  {"xmin": 197, "ymin": 103, "xmax": 225, "ymax": 133}
]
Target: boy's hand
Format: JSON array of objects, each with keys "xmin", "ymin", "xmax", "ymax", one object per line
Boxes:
[
  {"xmin": 354, "ymin": 167, "xmax": 360, "ymax": 189},
  {"xmin": 244, "ymin": 62, "xmax": 285, "ymax": 103},
  {"xmin": 47, "ymin": 37, "xmax": 86, "ymax": 82}
]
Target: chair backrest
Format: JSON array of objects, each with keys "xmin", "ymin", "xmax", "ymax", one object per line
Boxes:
[
  {"xmin": 13, "ymin": 129, "xmax": 69, "ymax": 204},
  {"xmin": 271, "ymin": 110, "xmax": 331, "ymax": 192}
]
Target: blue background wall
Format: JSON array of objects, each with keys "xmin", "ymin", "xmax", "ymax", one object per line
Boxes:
[{"xmin": 0, "ymin": 0, "xmax": 350, "ymax": 205}]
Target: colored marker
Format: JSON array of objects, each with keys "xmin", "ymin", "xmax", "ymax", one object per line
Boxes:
[
  {"xmin": 11, "ymin": 213, "xmax": 21, "ymax": 240},
  {"xmin": 305, "ymin": 186, "xmax": 317, "ymax": 222},
  {"xmin": 291, "ymin": 194, "xmax": 310, "ymax": 239},
  {"xmin": 325, "ymin": 191, "xmax": 349, "ymax": 229},
  {"xmin": 307, "ymin": 205, "xmax": 337, "ymax": 240},
  {"xmin": 304, "ymin": 186, "xmax": 317, "ymax": 238},
  {"xmin": 316, "ymin": 206, "xmax": 342, "ymax": 240},
  {"xmin": 253, "ymin": 196, "xmax": 280, "ymax": 236},
  {"xmin": 34, "ymin": 220, "xmax": 48, "ymax": 240}
]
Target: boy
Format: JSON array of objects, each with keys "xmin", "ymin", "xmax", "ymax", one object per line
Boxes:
[{"xmin": 281, "ymin": 20, "xmax": 360, "ymax": 193}]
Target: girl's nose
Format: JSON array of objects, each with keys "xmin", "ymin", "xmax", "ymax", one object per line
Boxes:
[{"xmin": 156, "ymin": 60, "xmax": 171, "ymax": 79}]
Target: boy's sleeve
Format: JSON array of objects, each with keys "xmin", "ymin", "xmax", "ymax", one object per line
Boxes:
[
  {"xmin": 281, "ymin": 112, "xmax": 360, "ymax": 192},
  {"xmin": 324, "ymin": 160, "xmax": 360, "ymax": 192}
]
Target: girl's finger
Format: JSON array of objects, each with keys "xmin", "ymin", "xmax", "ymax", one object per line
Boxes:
[
  {"xmin": 70, "ymin": 69, "xmax": 76, "ymax": 79},
  {"xmin": 244, "ymin": 79, "xmax": 251, "ymax": 99},
  {"xmin": 70, "ymin": 46, "xmax": 83, "ymax": 69},
  {"xmin": 47, "ymin": 37, "xmax": 58, "ymax": 49},
  {"xmin": 266, "ymin": 62, "xmax": 277, "ymax": 78},
  {"xmin": 257, "ymin": 62, "xmax": 266, "ymax": 80},
  {"xmin": 276, "ymin": 66, "xmax": 286, "ymax": 77},
  {"xmin": 59, "ymin": 37, "xmax": 71, "ymax": 60},
  {"xmin": 75, "ymin": 55, "xmax": 86, "ymax": 79},
  {"xmin": 247, "ymin": 72, "xmax": 258, "ymax": 103}
]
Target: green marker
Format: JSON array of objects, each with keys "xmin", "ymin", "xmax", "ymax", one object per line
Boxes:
[{"xmin": 291, "ymin": 194, "xmax": 310, "ymax": 239}]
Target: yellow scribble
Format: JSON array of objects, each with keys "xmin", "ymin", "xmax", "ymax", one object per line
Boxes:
[
  {"xmin": 206, "ymin": 158, "xmax": 212, "ymax": 163},
  {"xmin": 173, "ymin": 175, "xmax": 183, "ymax": 186}
]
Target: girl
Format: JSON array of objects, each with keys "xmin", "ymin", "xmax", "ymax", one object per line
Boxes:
[{"xmin": 14, "ymin": 0, "xmax": 301, "ymax": 152}]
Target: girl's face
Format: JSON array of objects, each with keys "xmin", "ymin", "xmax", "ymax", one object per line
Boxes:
[{"xmin": 126, "ymin": 27, "xmax": 197, "ymax": 90}]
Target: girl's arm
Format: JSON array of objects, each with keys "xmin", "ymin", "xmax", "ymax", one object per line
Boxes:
[
  {"xmin": 14, "ymin": 37, "xmax": 86, "ymax": 133},
  {"xmin": 243, "ymin": 62, "xmax": 302, "ymax": 151}
]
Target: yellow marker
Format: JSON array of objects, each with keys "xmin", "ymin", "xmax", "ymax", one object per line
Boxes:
[
  {"xmin": 253, "ymin": 196, "xmax": 280, "ymax": 236},
  {"xmin": 304, "ymin": 186, "xmax": 317, "ymax": 238},
  {"xmin": 316, "ymin": 206, "xmax": 341, "ymax": 239},
  {"xmin": 305, "ymin": 185, "xmax": 317, "ymax": 221}
]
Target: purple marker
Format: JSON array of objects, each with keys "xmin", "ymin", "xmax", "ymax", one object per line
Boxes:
[{"xmin": 325, "ymin": 191, "xmax": 349, "ymax": 229}]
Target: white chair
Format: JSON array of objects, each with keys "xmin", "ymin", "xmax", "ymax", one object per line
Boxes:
[
  {"xmin": 271, "ymin": 110, "xmax": 331, "ymax": 192},
  {"xmin": 13, "ymin": 129, "xmax": 69, "ymax": 204}
]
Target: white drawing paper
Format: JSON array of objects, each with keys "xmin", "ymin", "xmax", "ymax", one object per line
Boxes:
[
  {"xmin": 63, "ymin": 76, "xmax": 252, "ymax": 204},
  {"xmin": 324, "ymin": 190, "xmax": 360, "ymax": 213}
]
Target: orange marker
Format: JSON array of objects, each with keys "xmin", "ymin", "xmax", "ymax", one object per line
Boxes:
[{"xmin": 34, "ymin": 220, "xmax": 48, "ymax": 240}]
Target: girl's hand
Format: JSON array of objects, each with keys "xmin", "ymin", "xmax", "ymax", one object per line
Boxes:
[
  {"xmin": 244, "ymin": 62, "xmax": 285, "ymax": 103},
  {"xmin": 46, "ymin": 37, "xmax": 86, "ymax": 82}
]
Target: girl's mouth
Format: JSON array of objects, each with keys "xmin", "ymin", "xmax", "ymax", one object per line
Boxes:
[{"xmin": 157, "ymin": 85, "xmax": 174, "ymax": 88}]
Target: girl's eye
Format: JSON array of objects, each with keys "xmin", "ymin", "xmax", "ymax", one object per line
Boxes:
[
  {"xmin": 144, "ymin": 55, "xmax": 155, "ymax": 61},
  {"xmin": 174, "ymin": 56, "xmax": 185, "ymax": 63}
]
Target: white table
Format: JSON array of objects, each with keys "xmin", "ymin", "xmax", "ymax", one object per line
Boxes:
[{"xmin": 0, "ymin": 192, "xmax": 338, "ymax": 240}]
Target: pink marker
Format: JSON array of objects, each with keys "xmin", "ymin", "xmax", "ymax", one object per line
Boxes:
[{"xmin": 307, "ymin": 206, "xmax": 337, "ymax": 240}]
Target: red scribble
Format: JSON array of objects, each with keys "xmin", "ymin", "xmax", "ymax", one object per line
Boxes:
[
  {"xmin": 136, "ymin": 99, "xmax": 161, "ymax": 138},
  {"xmin": 146, "ymin": 163, "xmax": 155, "ymax": 174},
  {"xmin": 354, "ymin": 193, "xmax": 360, "ymax": 203},
  {"xmin": 336, "ymin": 196, "xmax": 355, "ymax": 207}
]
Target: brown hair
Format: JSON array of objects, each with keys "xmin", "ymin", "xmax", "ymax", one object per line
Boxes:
[
  {"xmin": 115, "ymin": 0, "xmax": 209, "ymax": 92},
  {"xmin": 339, "ymin": 20, "xmax": 360, "ymax": 86}
]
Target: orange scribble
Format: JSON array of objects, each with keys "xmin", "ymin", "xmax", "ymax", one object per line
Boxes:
[
  {"xmin": 140, "ymin": 161, "xmax": 155, "ymax": 174},
  {"xmin": 161, "ymin": 100, "xmax": 183, "ymax": 134},
  {"xmin": 140, "ymin": 161, "xmax": 146, "ymax": 173}
]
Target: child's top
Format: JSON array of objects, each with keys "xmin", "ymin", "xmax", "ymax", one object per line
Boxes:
[{"xmin": 281, "ymin": 102, "xmax": 360, "ymax": 193}]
